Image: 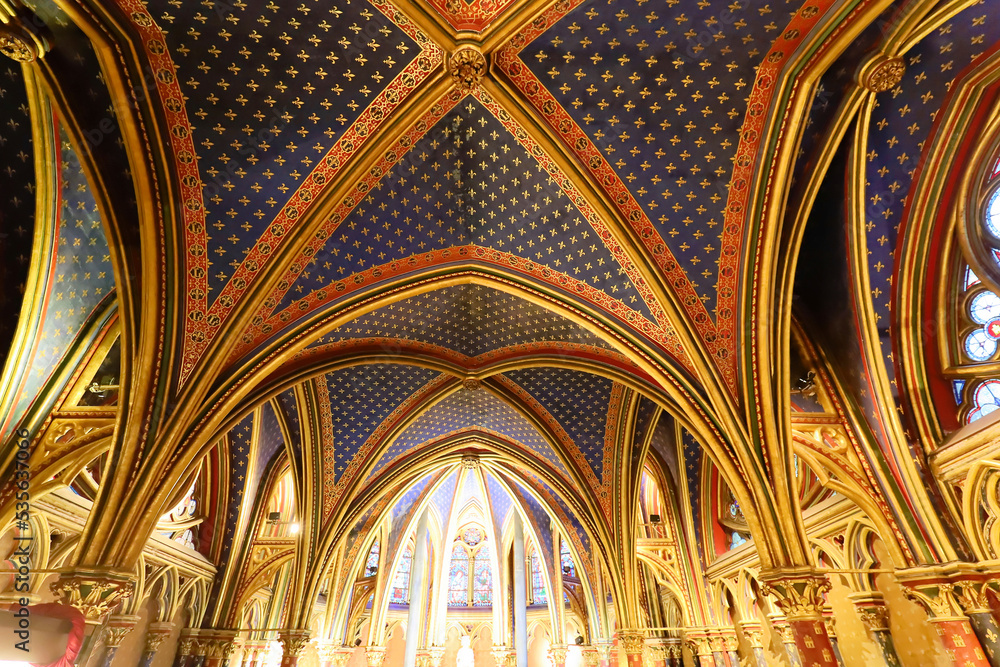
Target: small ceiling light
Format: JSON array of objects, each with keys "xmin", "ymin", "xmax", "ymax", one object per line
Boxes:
[{"xmin": 289, "ymin": 522, "xmax": 300, "ymax": 535}]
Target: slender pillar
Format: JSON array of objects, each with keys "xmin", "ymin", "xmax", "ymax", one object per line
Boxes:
[
  {"xmin": 367, "ymin": 645, "xmax": 387, "ymax": 667},
  {"xmin": 550, "ymin": 644, "xmax": 569, "ymax": 667},
  {"xmin": 100, "ymin": 614, "xmax": 141, "ymax": 667},
  {"xmin": 142, "ymin": 622, "xmax": 176, "ymax": 667},
  {"xmin": 707, "ymin": 633, "xmax": 727, "ymax": 667},
  {"xmin": 768, "ymin": 615, "xmax": 802, "ymax": 667},
  {"xmin": 851, "ymin": 595, "xmax": 902, "ymax": 667},
  {"xmin": 955, "ymin": 581, "xmax": 1000, "ymax": 667},
  {"xmin": 904, "ymin": 582, "xmax": 991, "ymax": 667},
  {"xmin": 618, "ymin": 631, "xmax": 645, "ymax": 667},
  {"xmin": 759, "ymin": 572, "xmax": 838, "ymax": 666},
  {"xmin": 821, "ymin": 611, "xmax": 844, "ymax": 667},
  {"xmin": 491, "ymin": 645, "xmax": 510, "ymax": 667},
  {"xmin": 594, "ymin": 640, "xmax": 614, "ymax": 667},
  {"xmin": 737, "ymin": 622, "xmax": 766, "ymax": 667},
  {"xmin": 512, "ymin": 513, "xmax": 528, "ymax": 667},
  {"xmin": 278, "ymin": 630, "xmax": 310, "ymax": 667},
  {"xmin": 203, "ymin": 631, "xmax": 238, "ymax": 667},
  {"xmin": 720, "ymin": 632, "xmax": 739, "ymax": 667},
  {"xmin": 242, "ymin": 641, "xmax": 268, "ymax": 667},
  {"xmin": 175, "ymin": 633, "xmax": 198, "ymax": 667},
  {"xmin": 683, "ymin": 633, "xmax": 715, "ymax": 667},
  {"xmin": 405, "ymin": 510, "xmax": 431, "ymax": 667}
]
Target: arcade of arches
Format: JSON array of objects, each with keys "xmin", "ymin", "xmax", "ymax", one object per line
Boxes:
[{"xmin": 2, "ymin": 0, "xmax": 1000, "ymax": 666}]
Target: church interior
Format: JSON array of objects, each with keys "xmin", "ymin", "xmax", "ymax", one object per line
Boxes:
[{"xmin": 1, "ymin": 0, "xmax": 1000, "ymax": 665}]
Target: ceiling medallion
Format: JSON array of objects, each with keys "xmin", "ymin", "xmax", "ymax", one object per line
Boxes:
[
  {"xmin": 449, "ymin": 47, "xmax": 487, "ymax": 90},
  {"xmin": 0, "ymin": 31, "xmax": 36, "ymax": 62},
  {"xmin": 858, "ymin": 53, "xmax": 905, "ymax": 93},
  {"xmin": 463, "ymin": 378, "xmax": 481, "ymax": 391},
  {"xmin": 461, "ymin": 454, "xmax": 480, "ymax": 469}
]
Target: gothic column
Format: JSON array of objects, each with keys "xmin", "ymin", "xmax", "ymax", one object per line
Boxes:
[
  {"xmin": 618, "ymin": 631, "xmax": 645, "ymax": 667},
  {"xmin": 549, "ymin": 644, "xmax": 569, "ymax": 667},
  {"xmin": 684, "ymin": 633, "xmax": 715, "ymax": 667},
  {"xmin": 512, "ymin": 513, "xmax": 528, "ymax": 667},
  {"xmin": 50, "ymin": 571, "xmax": 135, "ymax": 667},
  {"xmin": 904, "ymin": 581, "xmax": 991, "ymax": 667},
  {"xmin": 768, "ymin": 615, "xmax": 802, "ymax": 666},
  {"xmin": 491, "ymin": 645, "xmax": 509, "ymax": 667},
  {"xmin": 278, "ymin": 630, "xmax": 310, "ymax": 667},
  {"xmin": 142, "ymin": 622, "xmax": 176, "ymax": 667},
  {"xmin": 175, "ymin": 632, "xmax": 198, "ymax": 667},
  {"xmin": 203, "ymin": 631, "xmax": 238, "ymax": 667},
  {"xmin": 850, "ymin": 594, "xmax": 901, "ymax": 667},
  {"xmin": 737, "ymin": 622, "xmax": 767, "ymax": 667},
  {"xmin": 821, "ymin": 610, "xmax": 844, "ymax": 667},
  {"xmin": 405, "ymin": 510, "xmax": 431, "ymax": 667},
  {"xmin": 242, "ymin": 639, "xmax": 267, "ymax": 667},
  {"xmin": 708, "ymin": 633, "xmax": 732, "ymax": 667},
  {"xmin": 644, "ymin": 640, "xmax": 667, "ymax": 667},
  {"xmin": 955, "ymin": 581, "xmax": 1000, "ymax": 667},
  {"xmin": 719, "ymin": 631, "xmax": 739, "ymax": 667},
  {"xmin": 367, "ymin": 645, "xmax": 387, "ymax": 667},
  {"xmin": 594, "ymin": 640, "xmax": 615, "ymax": 667},
  {"xmin": 664, "ymin": 640, "xmax": 682, "ymax": 667},
  {"xmin": 99, "ymin": 614, "xmax": 141, "ymax": 667},
  {"xmin": 428, "ymin": 644, "xmax": 446, "ymax": 667},
  {"xmin": 759, "ymin": 571, "xmax": 838, "ymax": 666}
]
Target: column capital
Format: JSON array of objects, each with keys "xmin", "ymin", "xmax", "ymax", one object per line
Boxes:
[
  {"xmin": 900, "ymin": 581, "xmax": 966, "ymax": 619},
  {"xmin": 366, "ymin": 645, "xmax": 386, "ymax": 667},
  {"xmin": 758, "ymin": 569, "xmax": 831, "ymax": 620},
  {"xmin": 616, "ymin": 631, "xmax": 646, "ymax": 656},
  {"xmin": 102, "ymin": 614, "xmax": 141, "ymax": 648},
  {"xmin": 280, "ymin": 630, "xmax": 311, "ymax": 658},
  {"xmin": 737, "ymin": 621, "xmax": 764, "ymax": 649},
  {"xmin": 315, "ymin": 640, "xmax": 339, "ymax": 662},
  {"xmin": 202, "ymin": 630, "xmax": 239, "ymax": 659},
  {"xmin": 428, "ymin": 644, "xmax": 446, "ymax": 667},
  {"xmin": 580, "ymin": 645, "xmax": 600, "ymax": 667},
  {"xmin": 594, "ymin": 639, "xmax": 614, "ymax": 661},
  {"xmin": 491, "ymin": 645, "xmax": 509, "ymax": 667},
  {"xmin": 144, "ymin": 621, "xmax": 175, "ymax": 653},
  {"xmin": 333, "ymin": 647, "xmax": 355, "ymax": 667},
  {"xmin": 51, "ymin": 569, "xmax": 135, "ymax": 624},
  {"xmin": 548, "ymin": 644, "xmax": 569, "ymax": 663},
  {"xmin": 681, "ymin": 632, "xmax": 711, "ymax": 657}
]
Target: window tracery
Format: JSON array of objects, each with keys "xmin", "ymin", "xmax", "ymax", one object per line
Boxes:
[
  {"xmin": 390, "ymin": 543, "xmax": 412, "ymax": 604},
  {"xmin": 448, "ymin": 524, "xmax": 492, "ymax": 607},
  {"xmin": 530, "ymin": 547, "xmax": 548, "ymax": 604},
  {"xmin": 953, "ymin": 155, "xmax": 1000, "ymax": 423}
]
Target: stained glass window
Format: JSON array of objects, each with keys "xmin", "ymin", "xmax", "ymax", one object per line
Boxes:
[
  {"xmin": 448, "ymin": 543, "xmax": 470, "ymax": 606},
  {"xmin": 364, "ymin": 540, "xmax": 380, "ymax": 577},
  {"xmin": 472, "ymin": 543, "xmax": 492, "ymax": 606},
  {"xmin": 954, "ymin": 153, "xmax": 1000, "ymax": 423},
  {"xmin": 560, "ymin": 541, "xmax": 575, "ymax": 577},
  {"xmin": 463, "ymin": 527, "xmax": 482, "ymax": 546},
  {"xmin": 390, "ymin": 544, "xmax": 412, "ymax": 604},
  {"xmin": 530, "ymin": 551, "xmax": 547, "ymax": 604}
]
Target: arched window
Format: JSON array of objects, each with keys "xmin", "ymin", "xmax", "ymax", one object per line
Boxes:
[
  {"xmin": 530, "ymin": 547, "xmax": 547, "ymax": 605},
  {"xmin": 448, "ymin": 525, "xmax": 492, "ymax": 607},
  {"xmin": 953, "ymin": 155, "xmax": 1000, "ymax": 423},
  {"xmin": 157, "ymin": 480, "xmax": 201, "ymax": 549},
  {"xmin": 390, "ymin": 543, "xmax": 412, "ymax": 604},
  {"xmin": 472, "ymin": 542, "xmax": 492, "ymax": 606},
  {"xmin": 448, "ymin": 543, "xmax": 470, "ymax": 605},
  {"xmin": 560, "ymin": 541, "xmax": 576, "ymax": 578},
  {"xmin": 364, "ymin": 539, "xmax": 380, "ymax": 577}
]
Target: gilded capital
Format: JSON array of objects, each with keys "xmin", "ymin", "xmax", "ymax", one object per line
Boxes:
[
  {"xmin": 280, "ymin": 629, "xmax": 312, "ymax": 658},
  {"xmin": 51, "ymin": 570, "xmax": 135, "ymax": 623},
  {"xmin": 102, "ymin": 614, "xmax": 141, "ymax": 648},
  {"xmin": 366, "ymin": 645, "xmax": 387, "ymax": 667},
  {"xmin": 759, "ymin": 571, "xmax": 831, "ymax": 620},
  {"xmin": 616, "ymin": 631, "xmax": 645, "ymax": 656}
]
